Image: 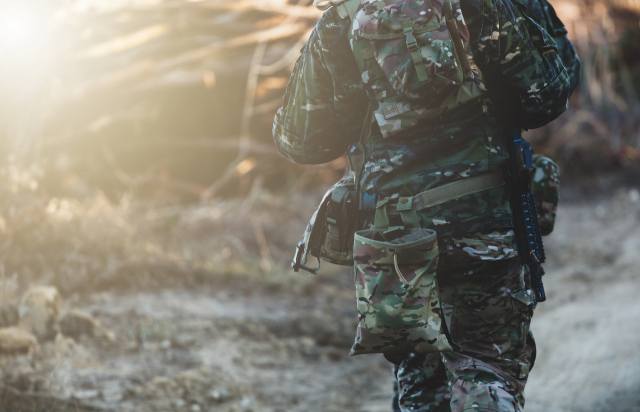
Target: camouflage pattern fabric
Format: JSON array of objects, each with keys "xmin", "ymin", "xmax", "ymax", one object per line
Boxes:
[
  {"xmin": 346, "ymin": 0, "xmax": 570, "ymax": 137},
  {"xmin": 354, "ymin": 0, "xmax": 472, "ymax": 101},
  {"xmin": 388, "ymin": 229, "xmax": 536, "ymax": 412},
  {"xmin": 272, "ymin": 10, "xmax": 369, "ymax": 165},
  {"xmin": 347, "ymin": 0, "xmax": 487, "ymax": 138},
  {"xmin": 530, "ymin": 154, "xmax": 559, "ymax": 236},
  {"xmin": 525, "ymin": 0, "xmax": 581, "ymax": 96},
  {"xmin": 351, "ymin": 228, "xmax": 451, "ymax": 355},
  {"xmin": 458, "ymin": 0, "xmax": 572, "ymax": 130},
  {"xmin": 358, "ymin": 108, "xmax": 514, "ymax": 237},
  {"xmin": 489, "ymin": 0, "xmax": 570, "ymax": 130},
  {"xmin": 441, "ymin": 229, "xmax": 518, "ymax": 260},
  {"xmin": 390, "ymin": 353, "xmax": 451, "ymax": 411}
]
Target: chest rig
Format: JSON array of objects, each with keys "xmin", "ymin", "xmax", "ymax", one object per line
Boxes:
[{"xmin": 316, "ymin": 0, "xmax": 486, "ymax": 138}]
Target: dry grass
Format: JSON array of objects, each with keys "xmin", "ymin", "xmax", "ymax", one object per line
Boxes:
[{"xmin": 0, "ymin": 164, "xmax": 349, "ymax": 301}]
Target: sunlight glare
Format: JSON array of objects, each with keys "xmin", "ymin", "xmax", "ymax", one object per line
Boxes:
[{"xmin": 0, "ymin": 5, "xmax": 49, "ymax": 63}]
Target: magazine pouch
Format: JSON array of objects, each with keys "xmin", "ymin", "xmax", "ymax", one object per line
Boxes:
[
  {"xmin": 321, "ymin": 177, "xmax": 358, "ymax": 265},
  {"xmin": 531, "ymin": 154, "xmax": 559, "ymax": 236},
  {"xmin": 350, "ymin": 197, "xmax": 452, "ymax": 355}
]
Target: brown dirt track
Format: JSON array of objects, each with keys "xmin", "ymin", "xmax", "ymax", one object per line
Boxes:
[{"xmin": 2, "ymin": 184, "xmax": 640, "ymax": 412}]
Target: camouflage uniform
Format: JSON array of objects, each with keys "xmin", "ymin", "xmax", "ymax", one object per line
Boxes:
[{"xmin": 273, "ymin": 0, "xmax": 577, "ymax": 410}]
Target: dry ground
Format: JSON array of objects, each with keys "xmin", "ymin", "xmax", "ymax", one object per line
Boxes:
[{"xmin": 2, "ymin": 184, "xmax": 640, "ymax": 412}]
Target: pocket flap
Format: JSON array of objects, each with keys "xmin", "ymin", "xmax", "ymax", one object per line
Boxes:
[
  {"xmin": 354, "ymin": 228, "xmax": 437, "ymax": 265},
  {"xmin": 352, "ymin": 0, "xmax": 471, "ymax": 102},
  {"xmin": 357, "ymin": 0, "xmax": 444, "ymax": 37}
]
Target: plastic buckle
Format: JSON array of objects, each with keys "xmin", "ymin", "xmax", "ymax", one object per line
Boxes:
[
  {"xmin": 360, "ymin": 191, "xmax": 378, "ymax": 212},
  {"xmin": 376, "ymin": 197, "xmax": 390, "ymax": 209},
  {"xmin": 403, "ymin": 19, "xmax": 418, "ymax": 48},
  {"xmin": 359, "ymin": 192, "xmax": 379, "ymax": 229},
  {"xmin": 521, "ymin": 141, "xmax": 533, "ymax": 169}
]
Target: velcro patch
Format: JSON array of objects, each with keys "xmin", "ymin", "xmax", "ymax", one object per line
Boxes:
[
  {"xmin": 361, "ymin": 47, "xmax": 375, "ymax": 60},
  {"xmin": 396, "ymin": 197, "xmax": 413, "ymax": 211},
  {"xmin": 382, "ymin": 102, "xmax": 412, "ymax": 119},
  {"xmin": 364, "ymin": 1, "xmax": 385, "ymax": 14},
  {"xmin": 376, "ymin": 90, "xmax": 388, "ymax": 100},
  {"xmin": 368, "ymin": 65, "xmax": 386, "ymax": 81}
]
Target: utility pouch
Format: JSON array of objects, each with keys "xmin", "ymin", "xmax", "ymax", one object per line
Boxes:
[
  {"xmin": 531, "ymin": 154, "xmax": 559, "ymax": 236},
  {"xmin": 322, "ymin": 181, "xmax": 358, "ymax": 265},
  {"xmin": 350, "ymin": 198, "xmax": 451, "ymax": 356},
  {"xmin": 292, "ymin": 175, "xmax": 358, "ymax": 274}
]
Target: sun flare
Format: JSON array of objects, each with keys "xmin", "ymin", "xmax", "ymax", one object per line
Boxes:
[{"xmin": 0, "ymin": 4, "xmax": 51, "ymax": 63}]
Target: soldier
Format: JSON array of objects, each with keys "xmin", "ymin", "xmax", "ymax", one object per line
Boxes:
[{"xmin": 273, "ymin": 0, "xmax": 580, "ymax": 409}]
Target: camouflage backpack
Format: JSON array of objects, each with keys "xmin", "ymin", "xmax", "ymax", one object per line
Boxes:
[{"xmin": 317, "ymin": 0, "xmax": 487, "ymax": 138}]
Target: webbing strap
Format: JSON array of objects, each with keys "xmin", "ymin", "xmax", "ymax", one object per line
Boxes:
[
  {"xmin": 443, "ymin": 0, "xmax": 473, "ymax": 81},
  {"xmin": 364, "ymin": 0, "xmax": 386, "ymax": 14},
  {"xmin": 360, "ymin": 103, "xmax": 374, "ymax": 145},
  {"xmin": 374, "ymin": 196, "xmax": 422, "ymax": 229},
  {"xmin": 396, "ymin": 196, "xmax": 421, "ymax": 228},
  {"xmin": 413, "ymin": 171, "xmax": 505, "ymax": 211},
  {"xmin": 374, "ymin": 172, "xmax": 504, "ymax": 229},
  {"xmin": 402, "ymin": 19, "xmax": 429, "ymax": 84},
  {"xmin": 358, "ymin": 22, "xmax": 442, "ymax": 40},
  {"xmin": 373, "ymin": 198, "xmax": 391, "ymax": 230},
  {"xmin": 347, "ymin": 103, "xmax": 373, "ymax": 191}
]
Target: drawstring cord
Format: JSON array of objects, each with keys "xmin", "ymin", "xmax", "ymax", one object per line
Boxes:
[{"xmin": 393, "ymin": 254, "xmax": 413, "ymax": 290}]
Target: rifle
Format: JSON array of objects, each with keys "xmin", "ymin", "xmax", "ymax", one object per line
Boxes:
[{"xmin": 509, "ymin": 129, "xmax": 547, "ymax": 303}]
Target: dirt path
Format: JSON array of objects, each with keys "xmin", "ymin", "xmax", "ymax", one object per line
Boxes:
[
  {"xmin": 4, "ymin": 188, "xmax": 640, "ymax": 412},
  {"xmin": 524, "ymin": 189, "xmax": 640, "ymax": 412},
  {"xmin": 43, "ymin": 283, "xmax": 395, "ymax": 412}
]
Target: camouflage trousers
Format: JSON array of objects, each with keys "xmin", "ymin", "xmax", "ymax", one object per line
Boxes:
[{"xmin": 387, "ymin": 237, "xmax": 536, "ymax": 412}]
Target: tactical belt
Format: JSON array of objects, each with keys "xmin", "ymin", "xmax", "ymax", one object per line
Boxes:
[
  {"xmin": 413, "ymin": 171, "xmax": 504, "ymax": 210},
  {"xmin": 293, "ymin": 170, "xmax": 506, "ymax": 274},
  {"xmin": 385, "ymin": 171, "xmax": 505, "ymax": 215}
]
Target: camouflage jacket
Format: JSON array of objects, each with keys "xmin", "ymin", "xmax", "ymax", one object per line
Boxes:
[{"xmin": 273, "ymin": 0, "xmax": 577, "ymax": 237}]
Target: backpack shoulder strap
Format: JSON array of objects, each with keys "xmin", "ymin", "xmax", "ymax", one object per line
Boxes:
[
  {"xmin": 359, "ymin": 103, "xmax": 374, "ymax": 146},
  {"xmin": 313, "ymin": 0, "xmax": 361, "ymax": 20}
]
